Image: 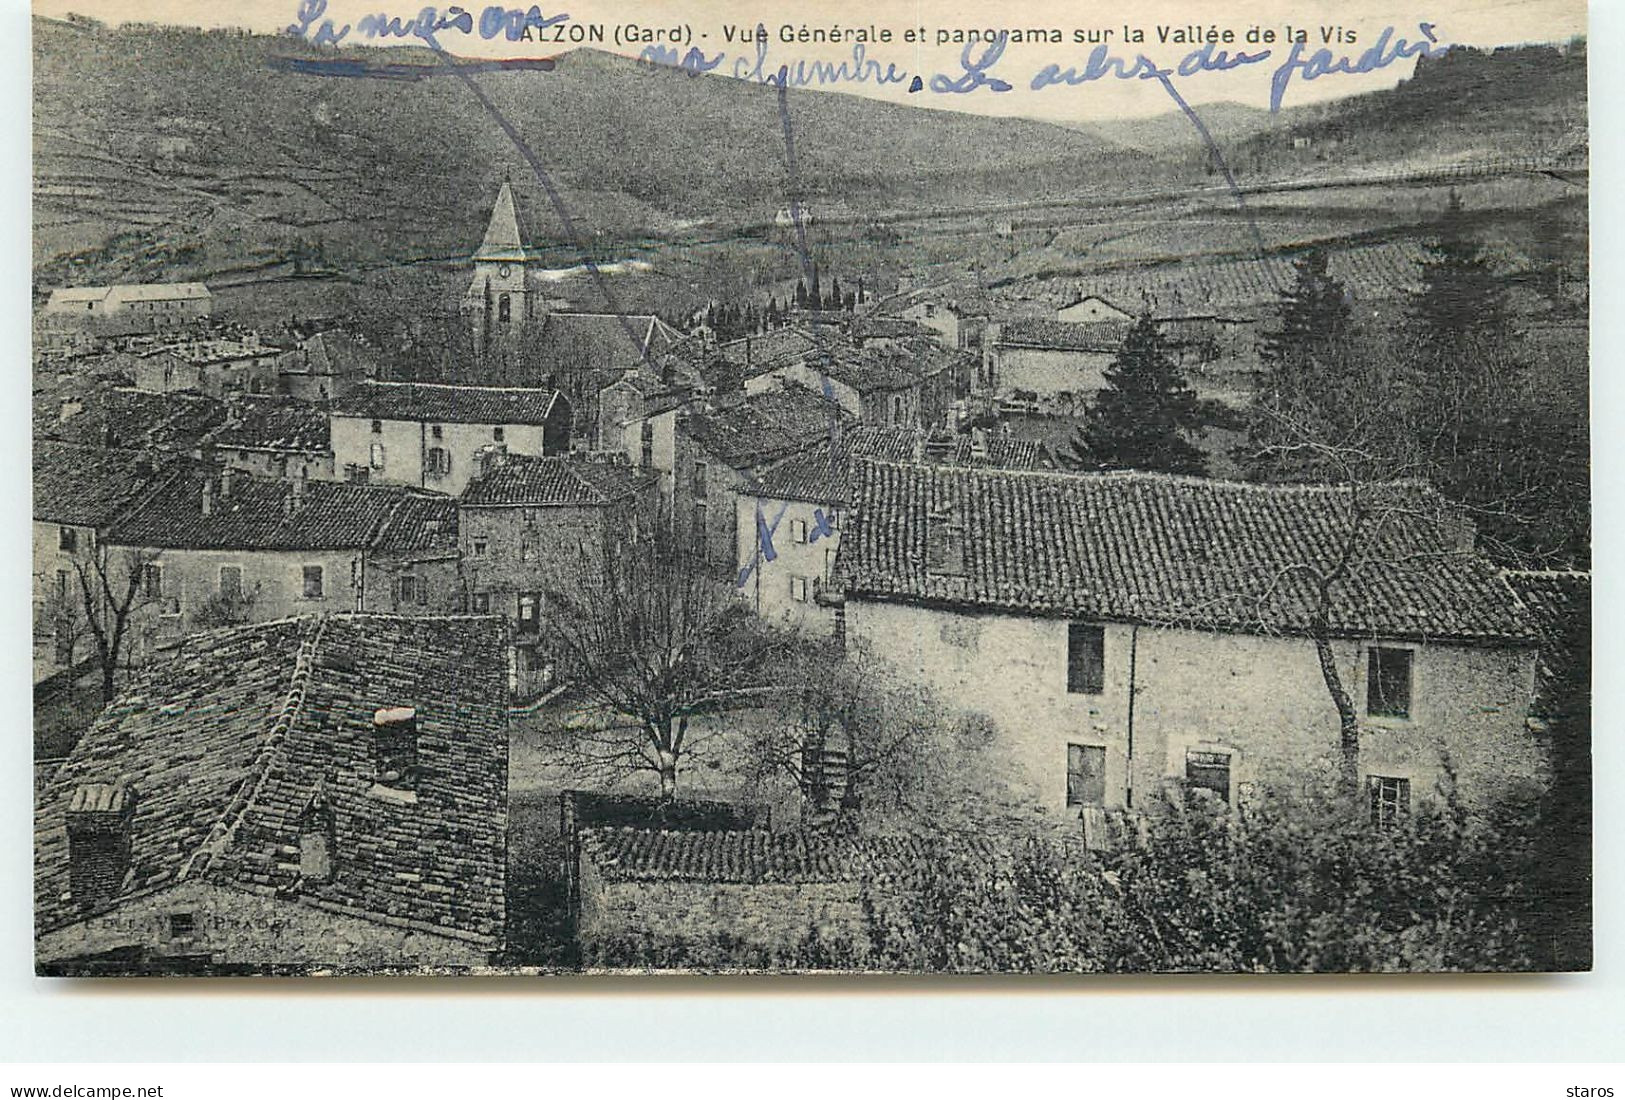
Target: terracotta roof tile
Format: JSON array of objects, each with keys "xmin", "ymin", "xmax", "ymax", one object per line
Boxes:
[
  {"xmin": 33, "ymin": 441, "xmax": 177, "ymax": 528},
  {"xmin": 460, "ymin": 454, "xmax": 657, "ymax": 507},
  {"xmin": 105, "ymin": 469, "xmax": 446, "ymax": 551},
  {"xmin": 333, "ymin": 381, "xmax": 565, "ymax": 426},
  {"xmin": 580, "ymin": 827, "xmax": 993, "ymax": 885},
  {"xmin": 837, "ymin": 462, "xmax": 1536, "ymax": 644}
]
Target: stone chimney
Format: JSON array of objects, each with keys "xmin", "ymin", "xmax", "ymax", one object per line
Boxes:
[
  {"xmin": 372, "ymin": 706, "xmax": 418, "ymax": 789},
  {"xmin": 926, "ymin": 510, "xmax": 965, "ymax": 576},
  {"xmin": 66, "ymin": 782, "xmax": 136, "ymax": 912},
  {"xmin": 200, "ymin": 478, "xmax": 214, "ymax": 517},
  {"xmin": 219, "ymin": 466, "xmax": 234, "ymax": 499}
]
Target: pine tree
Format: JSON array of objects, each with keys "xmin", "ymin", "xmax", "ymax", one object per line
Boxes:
[
  {"xmin": 795, "ymin": 279, "xmax": 808, "ymax": 310},
  {"xmin": 1247, "ymin": 248, "xmax": 1356, "ymax": 480},
  {"xmin": 1259, "ymin": 248, "xmax": 1351, "ymax": 376},
  {"xmin": 1410, "ymin": 190, "xmax": 1512, "ymax": 411},
  {"xmin": 856, "ymin": 276, "xmax": 866, "ymax": 305},
  {"xmin": 809, "ymin": 266, "xmax": 823, "ymax": 311},
  {"xmin": 829, "ymin": 275, "xmax": 844, "ymax": 312},
  {"xmin": 1070, "ymin": 316, "xmax": 1207, "ymax": 476}
]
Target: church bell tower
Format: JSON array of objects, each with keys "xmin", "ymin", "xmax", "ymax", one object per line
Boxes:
[{"xmin": 464, "ymin": 182, "xmax": 538, "ymax": 376}]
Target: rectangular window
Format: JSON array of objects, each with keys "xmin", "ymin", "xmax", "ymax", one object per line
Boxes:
[
  {"xmin": 344, "ymin": 464, "xmax": 370, "ymax": 485},
  {"xmin": 1066, "ymin": 744, "xmax": 1107, "ymax": 807},
  {"xmin": 426, "ymin": 446, "xmax": 451, "ymax": 479},
  {"xmin": 397, "ymin": 575, "xmax": 418, "ymax": 605},
  {"xmin": 431, "ymin": 424, "xmax": 443, "ymax": 441},
  {"xmin": 517, "ymin": 592, "xmax": 541, "ymax": 634},
  {"xmin": 493, "ymin": 426, "xmax": 505, "ymax": 442},
  {"xmin": 790, "ymin": 518, "xmax": 809, "ymax": 545},
  {"xmin": 472, "ymin": 592, "xmax": 491, "ymax": 614},
  {"xmin": 1066, "ymin": 624, "xmax": 1105, "ymax": 694},
  {"xmin": 1366, "ymin": 647, "xmax": 1413, "ymax": 720},
  {"xmin": 693, "ymin": 461, "xmax": 708, "ymax": 499},
  {"xmin": 302, "ymin": 565, "xmax": 324, "ymax": 600},
  {"xmin": 1368, "ymin": 775, "xmax": 1411, "ymax": 827},
  {"xmin": 790, "ymin": 576, "xmax": 810, "ymax": 603},
  {"xmin": 1186, "ymin": 750, "xmax": 1232, "ymax": 804},
  {"xmin": 640, "ymin": 421, "xmax": 654, "ymax": 468},
  {"xmin": 218, "ymin": 565, "xmax": 242, "ymax": 599},
  {"xmin": 55, "ymin": 569, "xmax": 68, "ymax": 601},
  {"xmin": 472, "ymin": 538, "xmax": 488, "ymax": 557},
  {"xmin": 58, "ymin": 526, "xmax": 77, "ymax": 552},
  {"xmin": 369, "ymin": 441, "xmax": 386, "ymax": 470},
  {"xmin": 141, "ymin": 562, "xmax": 164, "ymax": 599},
  {"xmin": 168, "ymin": 912, "xmax": 195, "ymax": 940},
  {"xmin": 370, "ymin": 419, "xmax": 382, "ymax": 434}
]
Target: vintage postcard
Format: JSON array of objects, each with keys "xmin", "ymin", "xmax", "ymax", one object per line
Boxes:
[{"xmin": 29, "ymin": 0, "xmax": 1588, "ymax": 975}]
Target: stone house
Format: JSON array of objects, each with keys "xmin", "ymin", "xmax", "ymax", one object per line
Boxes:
[
  {"xmin": 42, "ymin": 282, "xmax": 212, "ymax": 327},
  {"xmin": 275, "ymin": 329, "xmax": 381, "ymax": 401},
  {"xmin": 99, "ymin": 467, "xmax": 460, "ymax": 659},
  {"xmin": 1055, "ymin": 294, "xmax": 1135, "ymax": 325},
  {"xmin": 35, "ymin": 614, "xmax": 510, "ymax": 972},
  {"xmin": 457, "ymin": 452, "xmax": 659, "ymax": 694},
  {"xmin": 32, "ymin": 441, "xmax": 175, "ymax": 675},
  {"xmin": 986, "ymin": 319, "xmax": 1129, "ymax": 411},
  {"xmin": 674, "ymin": 386, "xmax": 850, "ymax": 578},
  {"xmin": 744, "ymin": 349, "xmax": 921, "ymax": 428},
  {"xmin": 834, "ymin": 462, "xmax": 1546, "ymax": 823},
  {"xmin": 736, "ymin": 427, "xmax": 1040, "ymax": 633},
  {"xmin": 208, "ymin": 396, "xmax": 335, "ymax": 482},
  {"xmin": 329, "ymin": 381, "xmax": 570, "ymax": 495},
  {"xmin": 132, "ymin": 338, "xmax": 285, "ymax": 399}
]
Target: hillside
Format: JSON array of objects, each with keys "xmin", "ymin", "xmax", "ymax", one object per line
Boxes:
[{"xmin": 32, "ymin": 19, "xmax": 1147, "ymax": 293}]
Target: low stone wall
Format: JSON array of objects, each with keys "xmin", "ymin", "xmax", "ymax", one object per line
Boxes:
[{"xmin": 576, "ymin": 857, "xmax": 868, "ymax": 969}]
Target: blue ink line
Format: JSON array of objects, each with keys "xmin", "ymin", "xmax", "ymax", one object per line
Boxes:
[
  {"xmin": 736, "ymin": 498, "xmax": 791, "ymax": 589},
  {"xmin": 1147, "ymin": 70, "xmax": 1277, "ymax": 293},
  {"xmin": 268, "ymin": 55, "xmax": 557, "ymax": 80},
  {"xmin": 411, "ymin": 32, "xmax": 663, "ymax": 371}
]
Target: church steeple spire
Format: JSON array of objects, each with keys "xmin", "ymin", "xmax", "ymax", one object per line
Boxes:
[{"xmin": 474, "ymin": 181, "xmax": 528, "ymax": 264}]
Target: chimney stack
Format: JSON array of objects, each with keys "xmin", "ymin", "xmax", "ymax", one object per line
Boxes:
[
  {"xmin": 219, "ymin": 466, "xmax": 233, "ymax": 499},
  {"xmin": 200, "ymin": 478, "xmax": 214, "ymax": 517},
  {"xmin": 66, "ymin": 782, "xmax": 136, "ymax": 912},
  {"xmin": 372, "ymin": 706, "xmax": 418, "ymax": 789}
]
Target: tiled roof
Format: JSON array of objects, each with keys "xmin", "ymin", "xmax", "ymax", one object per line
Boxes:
[
  {"xmin": 105, "ymin": 469, "xmax": 441, "ymax": 551},
  {"xmin": 837, "ymin": 462, "xmax": 1536, "ymax": 644},
  {"xmin": 718, "ymin": 327, "xmax": 819, "ymax": 372},
  {"xmin": 33, "ymin": 441, "xmax": 176, "ymax": 528},
  {"xmin": 35, "ymin": 615, "xmax": 510, "ymax": 945},
  {"xmin": 37, "ymin": 387, "xmax": 227, "ymax": 453},
  {"xmin": 372, "ymin": 492, "xmax": 459, "ymax": 554},
  {"xmin": 810, "ymin": 347, "xmax": 922, "ymax": 394},
  {"xmin": 579, "ymin": 827, "xmax": 986, "ymax": 885},
  {"xmin": 144, "ymin": 338, "xmax": 281, "ymax": 366},
  {"xmin": 1504, "ymin": 570, "xmax": 1590, "ymax": 718},
  {"xmin": 850, "ymin": 317, "xmax": 927, "ymax": 341},
  {"xmin": 683, "ymin": 386, "xmax": 849, "ymax": 470},
  {"xmin": 283, "ymin": 330, "xmax": 380, "ymax": 379},
  {"xmin": 212, "ymin": 397, "xmax": 330, "ymax": 453},
  {"xmin": 332, "ymin": 381, "xmax": 565, "ymax": 426},
  {"xmin": 997, "ymin": 318, "xmax": 1129, "ymax": 352},
  {"xmin": 750, "ymin": 427, "xmax": 1042, "ymax": 505},
  {"xmin": 460, "ymin": 454, "xmax": 657, "ymax": 507}
]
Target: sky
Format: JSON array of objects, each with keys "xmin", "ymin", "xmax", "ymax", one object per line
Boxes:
[{"xmin": 30, "ymin": 0, "xmax": 1587, "ymax": 121}]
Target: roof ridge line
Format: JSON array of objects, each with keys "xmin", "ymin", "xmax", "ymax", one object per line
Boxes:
[
  {"xmin": 854, "ymin": 457, "xmax": 1430, "ymax": 494},
  {"xmin": 176, "ymin": 614, "xmax": 330, "ymax": 884},
  {"xmin": 358, "ymin": 380, "xmax": 561, "ymax": 394}
]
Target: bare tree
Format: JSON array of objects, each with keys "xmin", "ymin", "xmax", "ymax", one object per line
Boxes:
[
  {"xmin": 1247, "ymin": 388, "xmax": 1472, "ymax": 796},
  {"xmin": 70, "ymin": 545, "xmax": 163, "ymax": 703},
  {"xmin": 742, "ymin": 638, "xmax": 945, "ymax": 828},
  {"xmin": 541, "ymin": 537, "xmax": 790, "ymax": 801}
]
